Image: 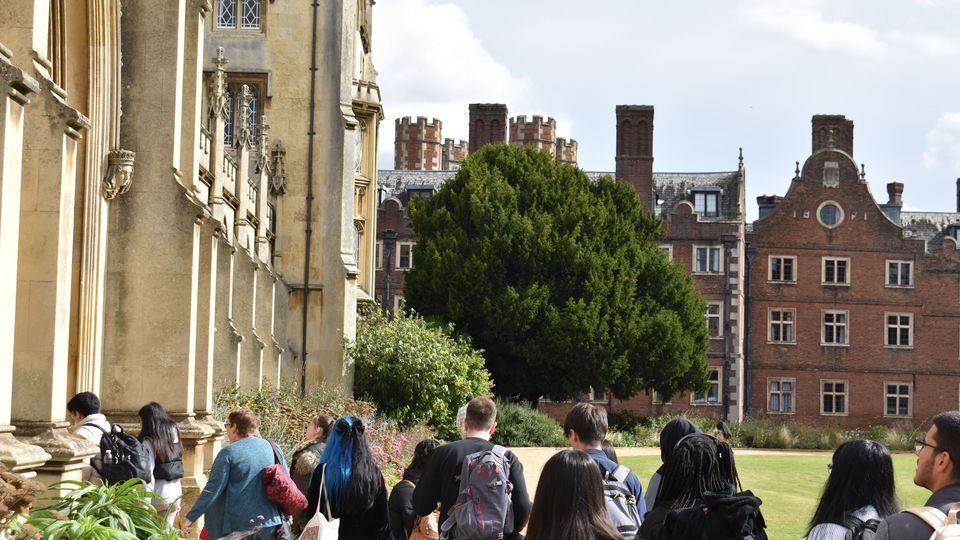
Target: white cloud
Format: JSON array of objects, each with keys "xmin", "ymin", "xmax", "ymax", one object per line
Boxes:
[
  {"xmin": 739, "ymin": 1, "xmax": 885, "ymax": 55},
  {"xmin": 923, "ymin": 112, "xmax": 960, "ymax": 171},
  {"xmin": 373, "ymin": 0, "xmax": 531, "ymax": 165}
]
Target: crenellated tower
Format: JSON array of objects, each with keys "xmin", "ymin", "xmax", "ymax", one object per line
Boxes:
[
  {"xmin": 509, "ymin": 115, "xmax": 557, "ymax": 157},
  {"xmin": 394, "ymin": 116, "xmax": 443, "ymax": 170},
  {"xmin": 556, "ymin": 137, "xmax": 578, "ymax": 165},
  {"xmin": 442, "ymin": 138, "xmax": 468, "ymax": 170}
]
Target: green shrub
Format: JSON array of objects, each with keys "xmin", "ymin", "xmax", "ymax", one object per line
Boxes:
[
  {"xmin": 8, "ymin": 479, "xmax": 179, "ymax": 539},
  {"xmin": 491, "ymin": 400, "xmax": 567, "ymax": 447},
  {"xmin": 350, "ymin": 308, "xmax": 493, "ymax": 440}
]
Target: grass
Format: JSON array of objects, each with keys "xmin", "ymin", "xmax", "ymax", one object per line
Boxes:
[{"xmin": 620, "ymin": 452, "xmax": 930, "ymax": 540}]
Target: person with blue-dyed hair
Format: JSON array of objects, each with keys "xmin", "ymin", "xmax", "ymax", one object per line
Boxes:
[{"xmin": 305, "ymin": 415, "xmax": 391, "ymax": 539}]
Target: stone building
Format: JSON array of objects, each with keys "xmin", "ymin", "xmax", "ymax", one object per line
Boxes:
[{"xmin": 0, "ymin": 0, "xmax": 380, "ymax": 490}]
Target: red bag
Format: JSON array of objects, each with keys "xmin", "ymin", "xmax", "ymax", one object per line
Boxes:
[{"xmin": 261, "ymin": 440, "xmax": 308, "ymax": 516}]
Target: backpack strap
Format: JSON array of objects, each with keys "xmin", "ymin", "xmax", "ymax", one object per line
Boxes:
[
  {"xmin": 400, "ymin": 479, "xmax": 416, "ymax": 489},
  {"xmin": 610, "ymin": 464, "xmax": 631, "ymax": 483},
  {"xmin": 491, "ymin": 445, "xmax": 508, "ymax": 459},
  {"xmin": 905, "ymin": 506, "xmax": 948, "ymax": 530}
]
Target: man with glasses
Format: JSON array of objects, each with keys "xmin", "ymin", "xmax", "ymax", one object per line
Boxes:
[{"xmin": 875, "ymin": 411, "xmax": 960, "ymax": 539}]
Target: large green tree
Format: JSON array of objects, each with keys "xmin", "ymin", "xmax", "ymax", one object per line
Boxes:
[{"xmin": 405, "ymin": 144, "xmax": 709, "ymax": 403}]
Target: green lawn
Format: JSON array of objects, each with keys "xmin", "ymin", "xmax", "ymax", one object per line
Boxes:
[{"xmin": 620, "ymin": 452, "xmax": 930, "ymax": 540}]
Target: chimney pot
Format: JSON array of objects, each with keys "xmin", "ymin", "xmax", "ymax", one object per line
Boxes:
[{"xmin": 886, "ymin": 182, "xmax": 904, "ymax": 206}]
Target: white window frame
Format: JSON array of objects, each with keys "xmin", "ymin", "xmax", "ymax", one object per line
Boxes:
[
  {"xmin": 884, "ymin": 312, "xmax": 914, "ymax": 349},
  {"xmin": 216, "ymin": 0, "xmax": 263, "ymax": 30},
  {"xmin": 706, "ymin": 302, "xmax": 723, "ymax": 339},
  {"xmin": 693, "ymin": 191, "xmax": 719, "ymax": 217},
  {"xmin": 691, "ymin": 367, "xmax": 721, "ymax": 405},
  {"xmin": 767, "ymin": 377, "xmax": 795, "ymax": 414},
  {"xmin": 768, "ymin": 255, "xmax": 797, "ymax": 283},
  {"xmin": 822, "ymin": 257, "xmax": 851, "ymax": 286},
  {"xmin": 768, "ymin": 308, "xmax": 796, "ymax": 344},
  {"xmin": 396, "ymin": 241, "xmax": 414, "ymax": 270},
  {"xmin": 820, "ymin": 379, "xmax": 849, "ymax": 416},
  {"xmin": 588, "ymin": 387, "xmax": 607, "ymax": 403},
  {"xmin": 822, "ymin": 310, "xmax": 849, "ymax": 346},
  {"xmin": 693, "ymin": 245, "xmax": 722, "ymax": 274},
  {"xmin": 393, "ymin": 295, "xmax": 404, "ymax": 312},
  {"xmin": 884, "ymin": 381, "xmax": 913, "ymax": 418},
  {"xmin": 658, "ymin": 244, "xmax": 673, "ymax": 261},
  {"xmin": 886, "ymin": 260, "xmax": 914, "ymax": 288}
]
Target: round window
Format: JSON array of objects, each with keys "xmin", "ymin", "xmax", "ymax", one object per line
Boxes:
[{"xmin": 817, "ymin": 202, "xmax": 844, "ymax": 228}]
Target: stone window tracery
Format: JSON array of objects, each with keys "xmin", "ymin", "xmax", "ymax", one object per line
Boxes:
[{"xmin": 216, "ymin": 0, "xmax": 261, "ymax": 30}]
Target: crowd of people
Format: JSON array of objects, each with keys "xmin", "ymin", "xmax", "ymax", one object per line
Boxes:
[{"xmin": 62, "ymin": 390, "xmax": 960, "ymax": 540}]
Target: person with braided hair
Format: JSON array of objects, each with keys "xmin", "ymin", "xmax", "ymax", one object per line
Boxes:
[
  {"xmin": 638, "ymin": 433, "xmax": 766, "ymax": 540},
  {"xmin": 305, "ymin": 415, "xmax": 391, "ymax": 539}
]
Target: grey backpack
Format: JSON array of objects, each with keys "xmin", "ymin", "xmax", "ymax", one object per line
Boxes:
[
  {"xmin": 603, "ymin": 465, "xmax": 642, "ymax": 540},
  {"xmin": 440, "ymin": 444, "xmax": 513, "ymax": 540}
]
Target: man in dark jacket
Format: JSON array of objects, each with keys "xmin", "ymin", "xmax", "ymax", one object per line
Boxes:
[
  {"xmin": 876, "ymin": 411, "xmax": 960, "ymax": 539},
  {"xmin": 412, "ymin": 397, "xmax": 532, "ymax": 540}
]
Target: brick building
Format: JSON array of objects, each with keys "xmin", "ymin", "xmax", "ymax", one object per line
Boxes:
[{"xmin": 378, "ymin": 105, "xmax": 960, "ymax": 428}]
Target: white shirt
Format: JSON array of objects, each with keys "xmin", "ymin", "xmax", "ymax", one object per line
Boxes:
[{"xmin": 807, "ymin": 505, "xmax": 879, "ymax": 540}]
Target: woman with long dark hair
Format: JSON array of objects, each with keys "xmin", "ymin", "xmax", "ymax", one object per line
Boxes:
[
  {"xmin": 389, "ymin": 438, "xmax": 440, "ymax": 540},
  {"xmin": 305, "ymin": 416, "xmax": 390, "ymax": 539},
  {"xmin": 138, "ymin": 402, "xmax": 184, "ymax": 527},
  {"xmin": 639, "ymin": 433, "xmax": 766, "ymax": 540},
  {"xmin": 644, "ymin": 418, "xmax": 700, "ymax": 511},
  {"xmin": 525, "ymin": 449, "xmax": 624, "ymax": 540},
  {"xmin": 806, "ymin": 439, "xmax": 899, "ymax": 539}
]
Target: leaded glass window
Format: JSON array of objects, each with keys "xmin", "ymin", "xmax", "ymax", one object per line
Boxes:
[
  {"xmin": 240, "ymin": 0, "xmax": 261, "ymax": 29},
  {"xmin": 218, "ymin": 0, "xmax": 237, "ymax": 28}
]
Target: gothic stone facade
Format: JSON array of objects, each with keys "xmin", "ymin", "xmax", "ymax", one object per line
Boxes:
[{"xmin": 0, "ymin": 0, "xmax": 379, "ymax": 494}]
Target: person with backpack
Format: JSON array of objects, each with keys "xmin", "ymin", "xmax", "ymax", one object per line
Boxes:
[
  {"xmin": 644, "ymin": 418, "xmax": 701, "ymax": 512},
  {"xmin": 806, "ymin": 439, "xmax": 898, "ymax": 539},
  {"xmin": 639, "ymin": 433, "xmax": 766, "ymax": 540},
  {"xmin": 181, "ymin": 409, "xmax": 287, "ymax": 539},
  {"xmin": 389, "ymin": 438, "xmax": 440, "ymax": 540},
  {"xmin": 138, "ymin": 402, "xmax": 184, "ymax": 527},
  {"xmin": 526, "ymin": 449, "xmax": 625, "ymax": 540},
  {"xmin": 66, "ymin": 391, "xmax": 111, "ymax": 482},
  {"xmin": 412, "ymin": 397, "xmax": 532, "ymax": 540},
  {"xmin": 303, "ymin": 415, "xmax": 391, "ymax": 539},
  {"xmin": 564, "ymin": 403, "xmax": 644, "ymax": 539},
  {"xmin": 875, "ymin": 411, "xmax": 960, "ymax": 539}
]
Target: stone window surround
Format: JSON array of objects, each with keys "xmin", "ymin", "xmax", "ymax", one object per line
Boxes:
[
  {"xmin": 767, "ymin": 377, "xmax": 796, "ymax": 414},
  {"xmin": 822, "ymin": 309, "xmax": 849, "ymax": 346},
  {"xmin": 658, "ymin": 243, "xmax": 673, "ymax": 261},
  {"xmin": 215, "ymin": 0, "xmax": 264, "ymax": 31},
  {"xmin": 693, "ymin": 244, "xmax": 722, "ymax": 274},
  {"xmin": 820, "ymin": 379, "xmax": 849, "ymax": 416},
  {"xmin": 768, "ymin": 254, "xmax": 797, "ymax": 283},
  {"xmin": 884, "ymin": 381, "xmax": 913, "ymax": 418},
  {"xmin": 884, "ymin": 312, "xmax": 914, "ymax": 349},
  {"xmin": 396, "ymin": 241, "xmax": 414, "ymax": 270},
  {"xmin": 822, "ymin": 256, "xmax": 851, "ymax": 286},
  {"xmin": 768, "ymin": 307, "xmax": 796, "ymax": 344},
  {"xmin": 886, "ymin": 259, "xmax": 914, "ymax": 288}
]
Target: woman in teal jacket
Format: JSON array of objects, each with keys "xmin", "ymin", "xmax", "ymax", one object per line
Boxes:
[{"xmin": 182, "ymin": 409, "xmax": 287, "ymax": 539}]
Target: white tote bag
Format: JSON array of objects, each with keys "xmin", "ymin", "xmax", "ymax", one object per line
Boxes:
[{"xmin": 298, "ymin": 465, "xmax": 340, "ymax": 540}]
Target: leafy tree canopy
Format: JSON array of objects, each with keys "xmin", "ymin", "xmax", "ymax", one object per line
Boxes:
[{"xmin": 405, "ymin": 144, "xmax": 709, "ymax": 403}]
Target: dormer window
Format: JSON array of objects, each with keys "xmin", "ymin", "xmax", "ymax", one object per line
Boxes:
[{"xmin": 693, "ymin": 191, "xmax": 719, "ymax": 217}]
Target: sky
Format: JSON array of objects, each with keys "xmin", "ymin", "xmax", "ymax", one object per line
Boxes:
[{"xmin": 372, "ymin": 0, "xmax": 960, "ymax": 221}]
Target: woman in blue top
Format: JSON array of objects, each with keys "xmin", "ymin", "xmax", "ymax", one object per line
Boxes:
[
  {"xmin": 182, "ymin": 409, "xmax": 287, "ymax": 539},
  {"xmin": 305, "ymin": 415, "xmax": 390, "ymax": 539}
]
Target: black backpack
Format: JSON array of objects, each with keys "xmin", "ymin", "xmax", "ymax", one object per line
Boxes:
[
  {"xmin": 841, "ymin": 514, "xmax": 879, "ymax": 540},
  {"xmin": 91, "ymin": 424, "xmax": 152, "ymax": 485}
]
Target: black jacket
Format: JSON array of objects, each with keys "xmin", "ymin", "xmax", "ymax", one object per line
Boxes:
[
  {"xmin": 411, "ymin": 438, "xmax": 531, "ymax": 539},
  {"xmin": 389, "ymin": 466, "xmax": 424, "ymax": 540},
  {"xmin": 641, "ymin": 486, "xmax": 767, "ymax": 540},
  {"xmin": 306, "ymin": 463, "xmax": 391, "ymax": 540},
  {"xmin": 875, "ymin": 484, "xmax": 960, "ymax": 540}
]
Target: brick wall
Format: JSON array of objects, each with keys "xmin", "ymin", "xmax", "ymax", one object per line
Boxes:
[{"xmin": 394, "ymin": 116, "xmax": 443, "ymax": 170}]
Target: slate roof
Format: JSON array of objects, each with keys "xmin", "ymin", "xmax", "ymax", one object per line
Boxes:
[
  {"xmin": 900, "ymin": 211, "xmax": 960, "ymax": 253},
  {"xmin": 378, "ymin": 169, "xmax": 742, "ymax": 221}
]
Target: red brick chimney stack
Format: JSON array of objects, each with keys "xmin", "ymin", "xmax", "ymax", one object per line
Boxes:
[
  {"xmin": 812, "ymin": 115, "xmax": 854, "ymax": 156},
  {"xmin": 468, "ymin": 103, "xmax": 508, "ymax": 154},
  {"xmin": 615, "ymin": 105, "xmax": 655, "ymax": 211}
]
